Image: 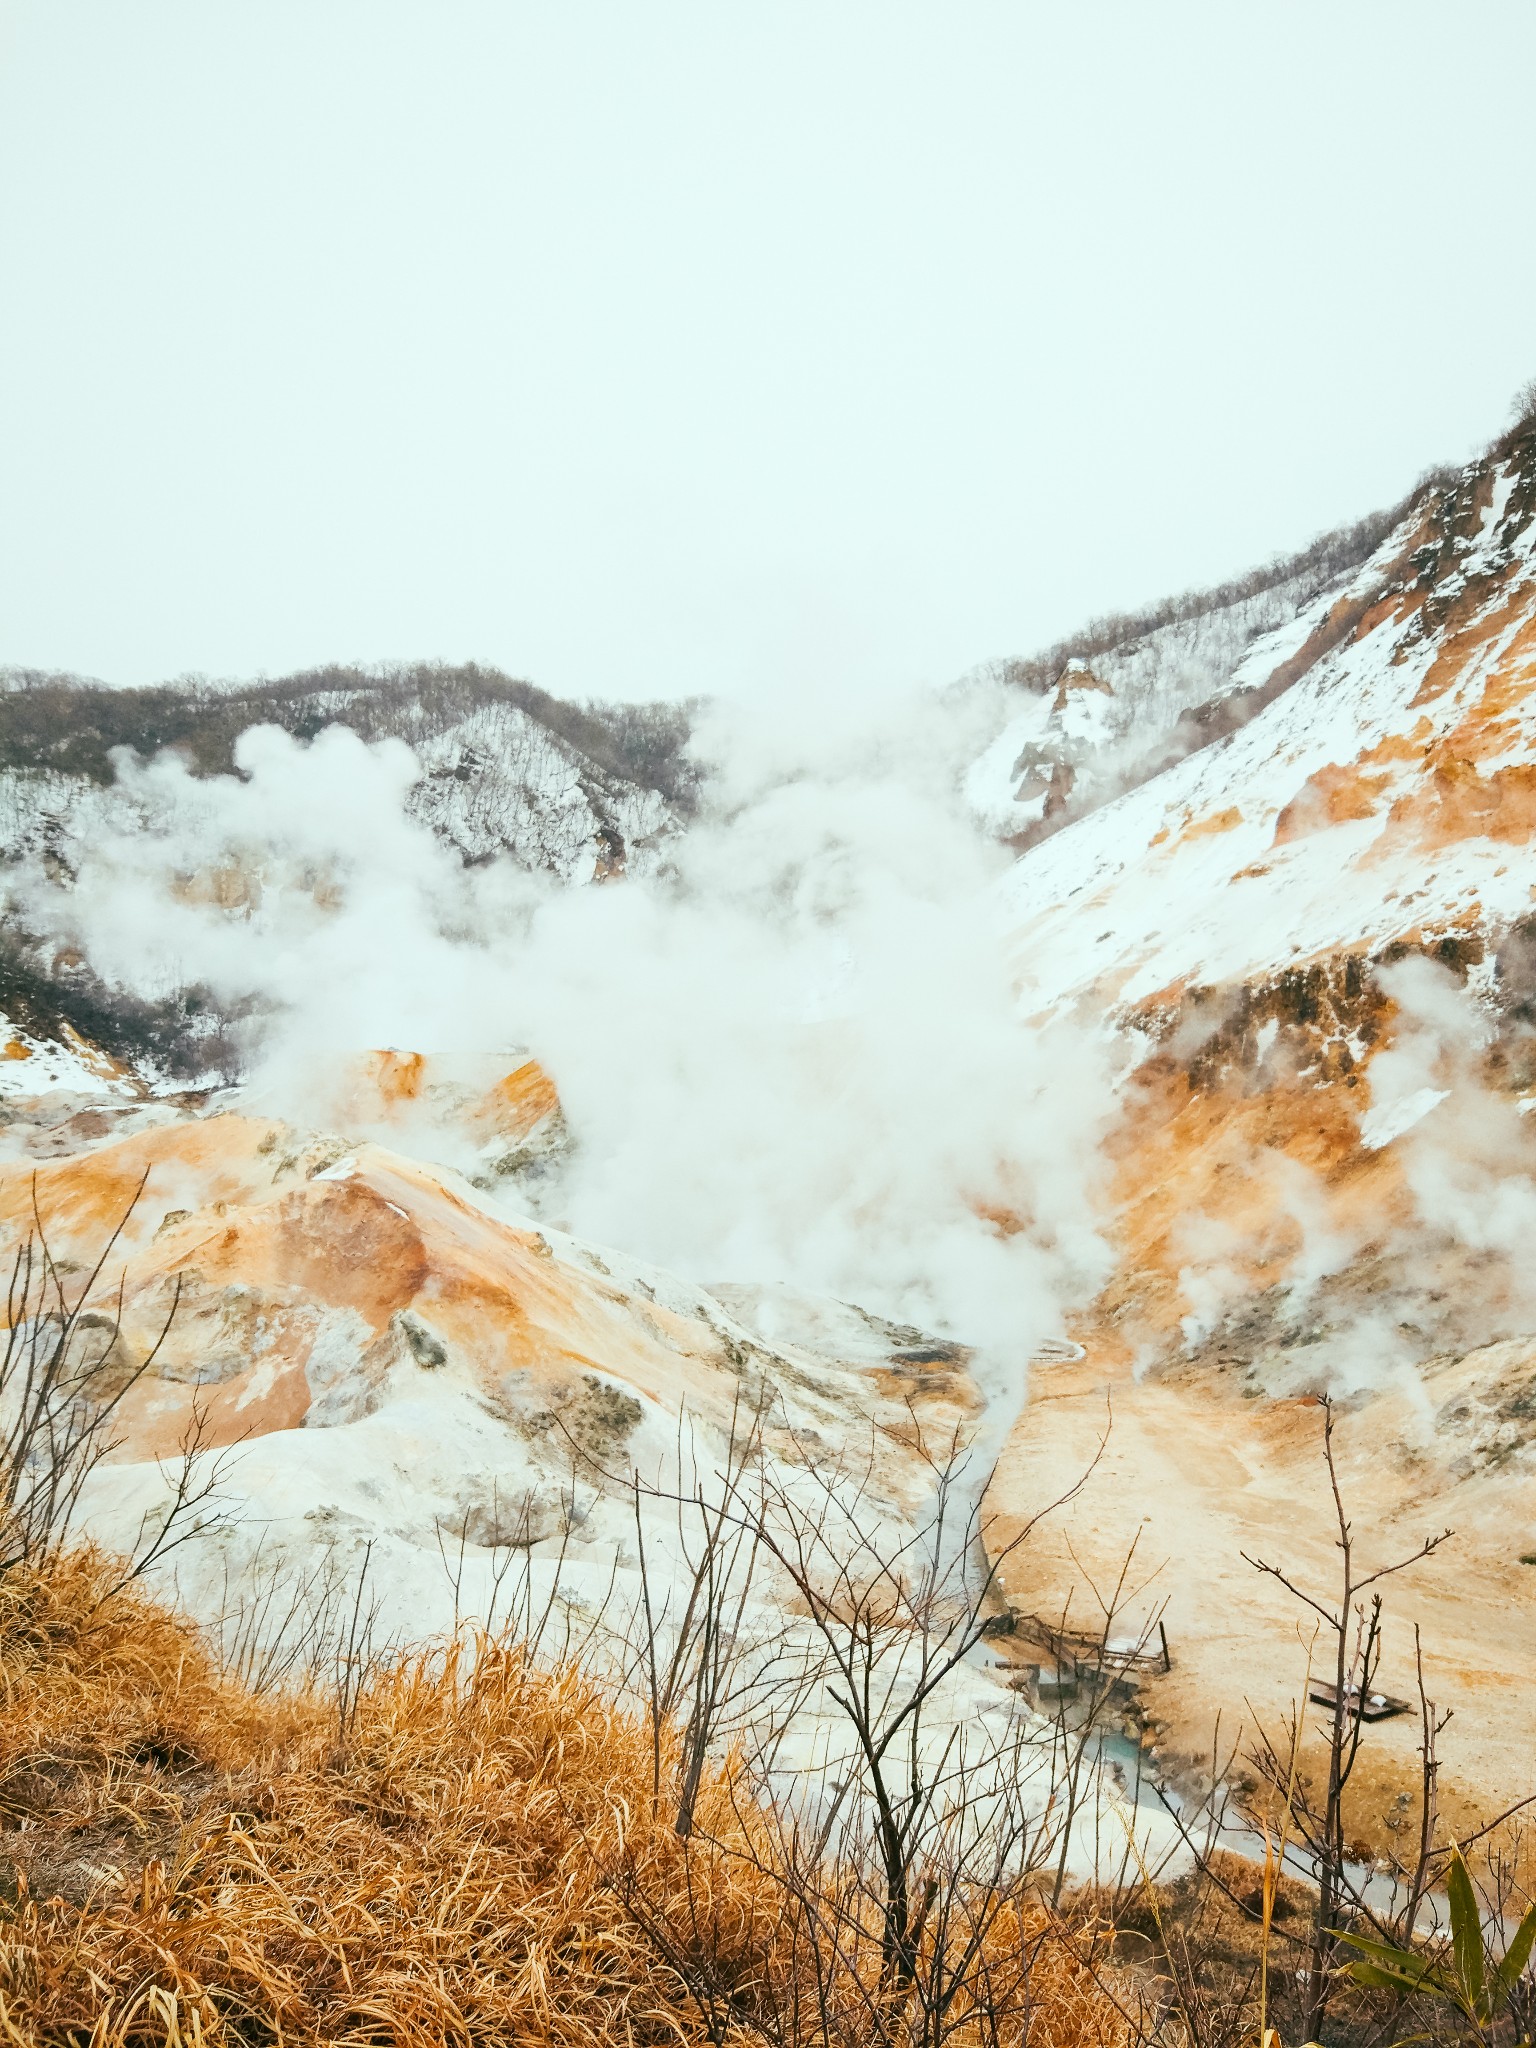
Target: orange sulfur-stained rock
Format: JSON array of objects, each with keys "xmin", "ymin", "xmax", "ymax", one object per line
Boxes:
[{"xmin": 0, "ymin": 1104, "xmax": 988, "ymax": 1687}]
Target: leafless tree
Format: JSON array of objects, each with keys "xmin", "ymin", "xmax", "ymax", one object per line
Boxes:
[
  {"xmin": 612, "ymin": 1406, "xmax": 1141, "ymax": 2048},
  {"xmin": 623, "ymin": 1403, "xmax": 779, "ymax": 1835},
  {"xmin": 1240, "ymin": 1396, "xmax": 1451, "ymax": 2038},
  {"xmin": 0, "ymin": 1169, "xmax": 230, "ymax": 1598}
]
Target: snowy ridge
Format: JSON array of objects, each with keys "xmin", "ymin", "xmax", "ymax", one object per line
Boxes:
[
  {"xmin": 994, "ymin": 429, "xmax": 1536, "ymax": 1015},
  {"xmin": 963, "ymin": 481, "xmax": 1447, "ymax": 849},
  {"xmin": 964, "ymin": 563, "xmax": 1347, "ymax": 841},
  {"xmin": 0, "ymin": 669, "xmax": 692, "ymax": 886},
  {"xmin": 407, "ymin": 697, "xmax": 674, "ymax": 877},
  {"xmin": 0, "ymin": 1007, "xmax": 141, "ymax": 1098}
]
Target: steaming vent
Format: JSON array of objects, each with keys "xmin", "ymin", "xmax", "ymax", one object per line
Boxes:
[{"xmin": 1028, "ymin": 1337, "xmax": 1087, "ymax": 1364}]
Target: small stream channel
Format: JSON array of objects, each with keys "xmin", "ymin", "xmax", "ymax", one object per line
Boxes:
[
  {"xmin": 1082, "ymin": 1695, "xmax": 1463, "ymax": 1937},
  {"xmin": 991, "ymin": 1639, "xmax": 1469, "ymax": 1940}
]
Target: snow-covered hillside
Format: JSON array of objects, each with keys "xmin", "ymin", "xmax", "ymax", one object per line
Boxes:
[
  {"xmin": 963, "ymin": 473, "xmax": 1452, "ymax": 849},
  {"xmin": 979, "ymin": 409, "xmax": 1536, "ymax": 1828},
  {"xmin": 997, "ymin": 417, "xmax": 1536, "ymax": 1015},
  {"xmin": 0, "ymin": 664, "xmax": 696, "ymax": 1081},
  {"xmin": 0, "ymin": 663, "xmax": 693, "ymax": 885}
]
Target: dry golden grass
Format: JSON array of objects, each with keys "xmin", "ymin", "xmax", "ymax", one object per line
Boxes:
[{"xmin": 0, "ymin": 1551, "xmax": 1130, "ymax": 2048}]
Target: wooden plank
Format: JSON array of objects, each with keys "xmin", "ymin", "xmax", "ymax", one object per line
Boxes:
[{"xmin": 1308, "ymin": 1680, "xmax": 1411, "ymax": 1722}]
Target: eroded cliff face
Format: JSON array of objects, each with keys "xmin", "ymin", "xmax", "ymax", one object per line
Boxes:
[
  {"xmin": 987, "ymin": 972, "xmax": 1536, "ymax": 1850},
  {"xmin": 996, "ymin": 421, "xmax": 1536, "ymax": 1011},
  {"xmin": 987, "ymin": 415, "xmax": 1536, "ymax": 1358},
  {"xmin": 987, "ymin": 417, "xmax": 1536, "ymax": 1844}
]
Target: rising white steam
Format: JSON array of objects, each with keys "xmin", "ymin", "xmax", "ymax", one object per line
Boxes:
[
  {"xmin": 8, "ymin": 697, "xmax": 1118, "ymax": 1413},
  {"xmin": 1372, "ymin": 956, "xmax": 1536, "ymax": 1313}
]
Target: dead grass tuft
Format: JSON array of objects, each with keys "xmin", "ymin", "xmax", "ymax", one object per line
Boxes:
[{"xmin": 0, "ymin": 1551, "xmax": 1130, "ymax": 2047}]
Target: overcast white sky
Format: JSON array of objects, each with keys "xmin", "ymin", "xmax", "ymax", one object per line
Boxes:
[{"xmin": 2, "ymin": 3, "xmax": 1533, "ymax": 707}]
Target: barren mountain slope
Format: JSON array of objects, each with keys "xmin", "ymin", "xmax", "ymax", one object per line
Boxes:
[
  {"xmin": 963, "ymin": 472, "xmax": 1451, "ymax": 851},
  {"xmin": 987, "ymin": 411, "xmax": 1536, "ymax": 1839}
]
